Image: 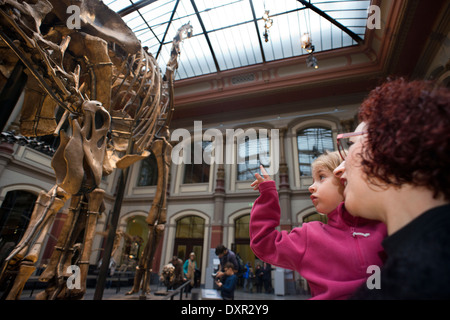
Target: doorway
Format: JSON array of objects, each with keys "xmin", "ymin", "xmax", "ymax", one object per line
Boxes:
[
  {"xmin": 0, "ymin": 190, "xmax": 37, "ymax": 261},
  {"xmin": 172, "ymin": 215, "xmax": 205, "ymax": 270},
  {"xmin": 234, "ymin": 214, "xmax": 255, "ymax": 268}
]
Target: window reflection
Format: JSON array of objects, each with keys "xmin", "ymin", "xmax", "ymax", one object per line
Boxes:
[
  {"xmin": 176, "ymin": 216, "xmax": 205, "ymax": 238},
  {"xmin": 237, "ymin": 134, "xmax": 270, "ymax": 181},
  {"xmin": 137, "ymin": 153, "xmax": 158, "ymax": 186},
  {"xmin": 183, "ymin": 141, "xmax": 211, "ymax": 184},
  {"xmin": 297, "ymin": 127, "xmax": 333, "ymax": 176},
  {"xmin": 235, "ymin": 214, "xmax": 250, "ymax": 239},
  {"xmin": 0, "ymin": 190, "xmax": 37, "ymax": 251}
]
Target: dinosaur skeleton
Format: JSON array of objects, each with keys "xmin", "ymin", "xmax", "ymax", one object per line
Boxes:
[{"xmin": 0, "ymin": 0, "xmax": 192, "ymax": 300}]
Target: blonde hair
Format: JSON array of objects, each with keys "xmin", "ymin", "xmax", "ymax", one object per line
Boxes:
[{"xmin": 311, "ymin": 150, "xmax": 343, "ymax": 173}]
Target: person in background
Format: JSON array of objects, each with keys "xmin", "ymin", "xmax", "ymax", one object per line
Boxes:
[
  {"xmin": 243, "ymin": 262, "xmax": 254, "ymax": 293},
  {"xmin": 170, "ymin": 255, "xmax": 184, "ymax": 287},
  {"xmin": 214, "ymin": 244, "xmax": 238, "ymax": 280},
  {"xmin": 262, "ymin": 262, "xmax": 274, "ymax": 294},
  {"xmin": 183, "ymin": 252, "xmax": 197, "ymax": 293},
  {"xmin": 255, "ymin": 263, "xmax": 263, "ymax": 293},
  {"xmin": 215, "ymin": 262, "xmax": 238, "ymax": 300}
]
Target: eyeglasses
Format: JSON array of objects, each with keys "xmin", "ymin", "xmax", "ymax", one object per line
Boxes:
[{"xmin": 336, "ymin": 131, "xmax": 366, "ymax": 161}]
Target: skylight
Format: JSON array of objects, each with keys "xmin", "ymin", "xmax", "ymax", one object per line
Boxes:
[{"xmin": 105, "ymin": 0, "xmax": 372, "ymax": 80}]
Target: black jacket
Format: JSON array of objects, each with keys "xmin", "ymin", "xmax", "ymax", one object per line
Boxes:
[{"xmin": 351, "ymin": 204, "xmax": 450, "ymax": 299}]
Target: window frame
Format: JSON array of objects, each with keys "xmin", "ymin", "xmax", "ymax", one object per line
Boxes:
[
  {"xmin": 236, "ymin": 131, "xmax": 271, "ymax": 182},
  {"xmin": 173, "ymin": 134, "xmax": 215, "ymax": 195},
  {"xmin": 229, "ymin": 126, "xmax": 278, "ymax": 192},
  {"xmin": 296, "ymin": 126, "xmax": 334, "ymax": 177},
  {"xmin": 290, "ymin": 119, "xmax": 338, "ymax": 189},
  {"xmin": 182, "ymin": 140, "xmax": 212, "ymax": 184},
  {"xmin": 136, "ymin": 152, "xmax": 159, "ymax": 187}
]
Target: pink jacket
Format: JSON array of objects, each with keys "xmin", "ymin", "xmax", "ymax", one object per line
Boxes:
[{"xmin": 250, "ymin": 181, "xmax": 387, "ymax": 300}]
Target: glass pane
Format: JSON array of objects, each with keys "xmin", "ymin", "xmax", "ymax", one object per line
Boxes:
[
  {"xmin": 192, "ymin": 245, "xmax": 203, "ymax": 269},
  {"xmin": 235, "ymin": 244, "xmax": 255, "ymax": 269},
  {"xmin": 0, "ymin": 191, "xmax": 37, "ymax": 248},
  {"xmin": 176, "ymin": 216, "xmax": 205, "ymax": 238},
  {"xmin": 208, "ymin": 22, "xmax": 263, "ymax": 71},
  {"xmin": 196, "ymin": 0, "xmax": 251, "ymax": 31},
  {"xmin": 235, "ymin": 215, "xmax": 250, "ymax": 239},
  {"xmin": 104, "ymin": 0, "xmax": 133, "ymax": 12},
  {"xmin": 125, "ymin": 216, "xmax": 148, "ymax": 262},
  {"xmin": 108, "ymin": 0, "xmax": 372, "ymax": 80},
  {"xmin": 237, "ymin": 133, "xmax": 270, "ymax": 181},
  {"xmin": 297, "ymin": 127, "xmax": 334, "ymax": 176},
  {"xmin": 183, "ymin": 141, "xmax": 211, "ymax": 184},
  {"xmin": 176, "ymin": 218, "xmax": 190, "ymax": 238},
  {"xmin": 176, "ymin": 245, "xmax": 187, "ymax": 260},
  {"xmin": 137, "ymin": 153, "xmax": 158, "ymax": 186}
]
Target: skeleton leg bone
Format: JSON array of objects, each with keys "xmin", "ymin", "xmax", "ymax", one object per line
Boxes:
[
  {"xmin": 69, "ymin": 188, "xmax": 104, "ymax": 299},
  {"xmin": 126, "ymin": 138, "xmax": 172, "ymax": 297},
  {"xmin": 36, "ymin": 195, "xmax": 82, "ymax": 300},
  {"xmin": 0, "ymin": 186, "xmax": 68, "ymax": 300},
  {"xmin": 146, "ymin": 139, "xmax": 171, "ymax": 226},
  {"xmin": 139, "ymin": 223, "xmax": 165, "ymax": 299},
  {"xmin": 5, "ymin": 207, "xmax": 62, "ymax": 300}
]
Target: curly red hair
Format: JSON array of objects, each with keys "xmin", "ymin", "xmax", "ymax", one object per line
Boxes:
[{"xmin": 358, "ymin": 78, "xmax": 450, "ymax": 200}]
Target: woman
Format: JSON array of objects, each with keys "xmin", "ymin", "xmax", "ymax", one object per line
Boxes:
[
  {"xmin": 334, "ymin": 78, "xmax": 450, "ymax": 299},
  {"xmin": 183, "ymin": 252, "xmax": 197, "ymax": 291}
]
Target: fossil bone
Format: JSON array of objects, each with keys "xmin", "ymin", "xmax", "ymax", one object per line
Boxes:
[{"xmin": 0, "ymin": 0, "xmax": 191, "ymax": 300}]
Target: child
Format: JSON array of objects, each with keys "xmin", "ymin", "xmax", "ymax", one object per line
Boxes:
[
  {"xmin": 249, "ymin": 151, "xmax": 387, "ymax": 300},
  {"xmin": 215, "ymin": 262, "xmax": 237, "ymax": 300}
]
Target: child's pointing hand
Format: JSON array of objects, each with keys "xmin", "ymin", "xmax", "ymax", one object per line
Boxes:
[{"xmin": 251, "ymin": 165, "xmax": 273, "ymax": 190}]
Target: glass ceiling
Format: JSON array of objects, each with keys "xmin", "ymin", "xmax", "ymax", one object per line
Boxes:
[{"xmin": 105, "ymin": 0, "xmax": 372, "ymax": 80}]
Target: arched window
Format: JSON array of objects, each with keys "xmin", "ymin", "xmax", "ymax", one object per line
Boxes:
[
  {"xmin": 137, "ymin": 153, "xmax": 158, "ymax": 186},
  {"xmin": 0, "ymin": 190, "xmax": 37, "ymax": 251},
  {"xmin": 297, "ymin": 127, "xmax": 334, "ymax": 176},
  {"xmin": 237, "ymin": 132, "xmax": 270, "ymax": 181},
  {"xmin": 184, "ymin": 141, "xmax": 211, "ymax": 184},
  {"xmin": 174, "ymin": 215, "xmax": 205, "ymax": 269}
]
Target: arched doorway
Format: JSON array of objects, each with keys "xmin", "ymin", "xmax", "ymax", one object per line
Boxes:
[
  {"xmin": 234, "ymin": 214, "xmax": 255, "ymax": 269},
  {"xmin": 122, "ymin": 216, "xmax": 148, "ymax": 266},
  {"xmin": 173, "ymin": 215, "xmax": 205, "ymax": 270},
  {"xmin": 0, "ymin": 190, "xmax": 37, "ymax": 261}
]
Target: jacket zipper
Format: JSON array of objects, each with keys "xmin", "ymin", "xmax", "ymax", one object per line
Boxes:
[{"xmin": 351, "ymin": 227, "xmax": 366, "ymax": 269}]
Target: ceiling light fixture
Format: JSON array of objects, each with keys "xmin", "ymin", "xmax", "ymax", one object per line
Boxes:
[
  {"xmin": 301, "ymin": 32, "xmax": 318, "ymax": 69},
  {"xmin": 301, "ymin": 33, "xmax": 314, "ymax": 53},
  {"xmin": 306, "ymin": 54, "xmax": 318, "ymax": 69},
  {"xmin": 262, "ymin": 10, "xmax": 273, "ymax": 42}
]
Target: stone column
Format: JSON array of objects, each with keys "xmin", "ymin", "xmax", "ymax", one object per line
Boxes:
[
  {"xmin": 211, "ymin": 164, "xmax": 225, "ymax": 248},
  {"xmin": 277, "ymin": 128, "xmax": 292, "ymax": 231}
]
